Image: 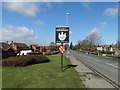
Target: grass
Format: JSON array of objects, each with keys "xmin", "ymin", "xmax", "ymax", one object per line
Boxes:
[{"xmin": 2, "ymin": 54, "xmax": 84, "ymax": 88}]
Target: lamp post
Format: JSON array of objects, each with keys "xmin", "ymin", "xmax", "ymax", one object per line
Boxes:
[
  {"xmin": 66, "ymin": 13, "xmax": 69, "ymax": 61},
  {"xmin": 66, "ymin": 13, "xmax": 69, "ymax": 26}
]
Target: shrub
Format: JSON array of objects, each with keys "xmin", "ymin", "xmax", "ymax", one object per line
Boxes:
[
  {"xmin": 28, "ymin": 52, "xmax": 43, "ymax": 55},
  {"xmin": 2, "ymin": 55, "xmax": 50, "ymax": 67},
  {"xmin": 101, "ymin": 51, "xmax": 115, "ymax": 54},
  {"xmin": 44, "ymin": 52, "xmax": 52, "ymax": 55},
  {"xmin": 52, "ymin": 51, "xmax": 59, "ymax": 54}
]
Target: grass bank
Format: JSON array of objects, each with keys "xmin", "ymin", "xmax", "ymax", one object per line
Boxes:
[{"xmin": 2, "ymin": 54, "xmax": 84, "ymax": 88}]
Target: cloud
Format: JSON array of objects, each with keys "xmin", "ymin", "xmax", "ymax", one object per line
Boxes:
[
  {"xmin": 33, "ymin": 20, "xmax": 44, "ymax": 26},
  {"xmin": 3, "ymin": 2, "xmax": 52, "ymax": 17},
  {"xmin": 1, "ymin": 25, "xmax": 49, "ymax": 45},
  {"xmin": 103, "ymin": 6, "xmax": 118, "ymax": 17},
  {"xmin": 100, "ymin": 21, "xmax": 107, "ymax": 29},
  {"xmin": 81, "ymin": 2, "xmax": 90, "ymax": 9},
  {"xmin": 3, "ymin": 2, "xmax": 39, "ymax": 17}
]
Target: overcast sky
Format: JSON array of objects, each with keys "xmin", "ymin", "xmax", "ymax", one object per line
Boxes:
[{"xmin": 1, "ymin": 1, "xmax": 118, "ymax": 45}]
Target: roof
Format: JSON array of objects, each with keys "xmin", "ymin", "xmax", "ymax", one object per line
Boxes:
[
  {"xmin": 11, "ymin": 43, "xmax": 28, "ymax": 48},
  {"xmin": 0, "ymin": 42, "xmax": 10, "ymax": 51},
  {"xmin": 31, "ymin": 45, "xmax": 40, "ymax": 48},
  {"xmin": 40, "ymin": 46, "xmax": 51, "ymax": 50}
]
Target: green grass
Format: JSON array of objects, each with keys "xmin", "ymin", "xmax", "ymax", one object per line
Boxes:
[{"xmin": 2, "ymin": 54, "xmax": 84, "ymax": 88}]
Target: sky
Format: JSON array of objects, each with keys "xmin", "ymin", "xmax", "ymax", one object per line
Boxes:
[{"xmin": 1, "ymin": 1, "xmax": 118, "ymax": 45}]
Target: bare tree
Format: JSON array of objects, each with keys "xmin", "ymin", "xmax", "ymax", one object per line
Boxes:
[
  {"xmin": 84, "ymin": 28, "xmax": 103, "ymax": 51},
  {"xmin": 77, "ymin": 40, "xmax": 90, "ymax": 50},
  {"xmin": 86, "ymin": 28, "xmax": 102, "ymax": 46}
]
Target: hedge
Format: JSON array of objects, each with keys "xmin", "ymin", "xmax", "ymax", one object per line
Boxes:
[
  {"xmin": 101, "ymin": 51, "xmax": 115, "ymax": 54},
  {"xmin": 2, "ymin": 55, "xmax": 50, "ymax": 67}
]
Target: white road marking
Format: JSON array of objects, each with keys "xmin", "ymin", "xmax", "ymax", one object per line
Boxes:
[
  {"xmin": 105, "ymin": 63, "xmax": 118, "ymax": 68},
  {"xmin": 95, "ymin": 60, "xmax": 99, "ymax": 62}
]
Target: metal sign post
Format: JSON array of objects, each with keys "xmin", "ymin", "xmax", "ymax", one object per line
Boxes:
[
  {"xmin": 61, "ymin": 42, "xmax": 63, "ymax": 71},
  {"xmin": 56, "ymin": 26, "xmax": 69, "ymax": 72}
]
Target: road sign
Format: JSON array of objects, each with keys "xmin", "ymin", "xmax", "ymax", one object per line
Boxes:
[
  {"xmin": 56, "ymin": 26, "xmax": 69, "ymax": 43},
  {"xmin": 59, "ymin": 46, "xmax": 65, "ymax": 53}
]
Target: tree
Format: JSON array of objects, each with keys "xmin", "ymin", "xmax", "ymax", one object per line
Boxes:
[
  {"xmin": 70, "ymin": 42, "xmax": 73, "ymax": 49},
  {"xmin": 85, "ymin": 28, "xmax": 102, "ymax": 51},
  {"xmin": 42, "ymin": 46, "xmax": 46, "ymax": 52},
  {"xmin": 49, "ymin": 42, "xmax": 58, "ymax": 51},
  {"xmin": 117, "ymin": 40, "xmax": 120, "ymax": 50},
  {"xmin": 77, "ymin": 40, "xmax": 90, "ymax": 50}
]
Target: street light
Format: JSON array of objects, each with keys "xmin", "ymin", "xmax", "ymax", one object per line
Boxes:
[
  {"xmin": 66, "ymin": 13, "xmax": 69, "ymax": 26},
  {"xmin": 66, "ymin": 13, "xmax": 69, "ymax": 58}
]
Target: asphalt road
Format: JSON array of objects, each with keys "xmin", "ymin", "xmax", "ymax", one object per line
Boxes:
[{"xmin": 69, "ymin": 50, "xmax": 119, "ymax": 86}]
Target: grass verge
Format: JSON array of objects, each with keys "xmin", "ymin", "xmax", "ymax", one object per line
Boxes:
[
  {"xmin": 75, "ymin": 50, "xmax": 120, "ymax": 60},
  {"xmin": 2, "ymin": 54, "xmax": 84, "ymax": 88}
]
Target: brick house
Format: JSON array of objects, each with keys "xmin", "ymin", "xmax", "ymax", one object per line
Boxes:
[
  {"xmin": 30, "ymin": 45, "xmax": 40, "ymax": 52},
  {"xmin": 40, "ymin": 46, "xmax": 59, "ymax": 52},
  {"xmin": 10, "ymin": 42, "xmax": 29, "ymax": 53},
  {"xmin": 0, "ymin": 42, "xmax": 16, "ymax": 59},
  {"xmin": 40, "ymin": 46, "xmax": 50, "ymax": 52}
]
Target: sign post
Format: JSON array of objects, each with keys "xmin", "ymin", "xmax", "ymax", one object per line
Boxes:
[
  {"xmin": 56, "ymin": 26, "xmax": 69, "ymax": 72},
  {"xmin": 61, "ymin": 43, "xmax": 63, "ymax": 71}
]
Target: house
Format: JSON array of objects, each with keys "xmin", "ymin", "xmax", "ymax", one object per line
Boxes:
[
  {"xmin": 17, "ymin": 50, "xmax": 32, "ymax": 56},
  {"xmin": 30, "ymin": 45, "xmax": 40, "ymax": 52},
  {"xmin": 97, "ymin": 45, "xmax": 114, "ymax": 52},
  {"xmin": 0, "ymin": 42, "xmax": 16, "ymax": 59},
  {"xmin": 40, "ymin": 46, "xmax": 51, "ymax": 52},
  {"xmin": 10, "ymin": 42, "xmax": 29, "ymax": 53},
  {"xmin": 111, "ymin": 44, "xmax": 119, "ymax": 55},
  {"xmin": 40, "ymin": 46, "xmax": 59, "ymax": 52}
]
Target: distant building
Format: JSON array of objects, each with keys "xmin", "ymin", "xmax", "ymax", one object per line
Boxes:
[
  {"xmin": 40, "ymin": 46, "xmax": 59, "ymax": 52},
  {"xmin": 0, "ymin": 42, "xmax": 16, "ymax": 59},
  {"xmin": 10, "ymin": 42, "xmax": 29, "ymax": 53},
  {"xmin": 30, "ymin": 45, "xmax": 40, "ymax": 52}
]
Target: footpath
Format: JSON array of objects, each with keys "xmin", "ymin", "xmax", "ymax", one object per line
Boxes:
[{"xmin": 65, "ymin": 51, "xmax": 116, "ymax": 89}]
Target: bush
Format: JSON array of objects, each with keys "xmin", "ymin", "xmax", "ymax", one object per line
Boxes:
[
  {"xmin": 2, "ymin": 55, "xmax": 50, "ymax": 67},
  {"xmin": 44, "ymin": 51, "xmax": 59, "ymax": 55},
  {"xmin": 44, "ymin": 52, "xmax": 52, "ymax": 55},
  {"xmin": 52, "ymin": 51, "xmax": 59, "ymax": 54},
  {"xmin": 101, "ymin": 51, "xmax": 115, "ymax": 54},
  {"xmin": 28, "ymin": 52, "xmax": 43, "ymax": 55}
]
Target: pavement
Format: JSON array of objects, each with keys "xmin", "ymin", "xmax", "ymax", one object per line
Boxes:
[
  {"xmin": 65, "ymin": 50, "xmax": 116, "ymax": 89},
  {"xmin": 69, "ymin": 50, "xmax": 119, "ymax": 86}
]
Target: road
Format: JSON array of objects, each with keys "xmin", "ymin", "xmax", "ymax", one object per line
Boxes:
[{"xmin": 69, "ymin": 50, "xmax": 119, "ymax": 86}]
